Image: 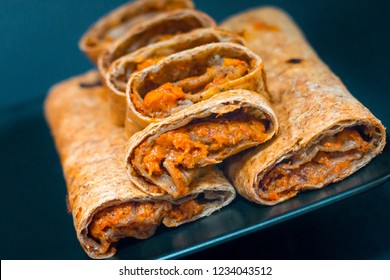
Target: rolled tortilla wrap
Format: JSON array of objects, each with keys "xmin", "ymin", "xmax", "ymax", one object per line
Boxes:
[
  {"xmin": 79, "ymin": 0, "xmax": 195, "ymax": 62},
  {"xmin": 221, "ymin": 7, "xmax": 386, "ymax": 205},
  {"xmin": 125, "ymin": 42, "xmax": 268, "ymax": 132},
  {"xmin": 44, "ymin": 71, "xmax": 235, "ymax": 259},
  {"xmin": 126, "ymin": 89, "xmax": 278, "ymax": 198},
  {"xmin": 106, "ymin": 28, "xmax": 245, "ymax": 126},
  {"xmin": 97, "ymin": 9, "xmax": 216, "ymax": 79}
]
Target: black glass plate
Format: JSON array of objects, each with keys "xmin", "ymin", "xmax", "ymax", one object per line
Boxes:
[{"xmin": 1, "ymin": 98, "xmax": 389, "ymax": 259}]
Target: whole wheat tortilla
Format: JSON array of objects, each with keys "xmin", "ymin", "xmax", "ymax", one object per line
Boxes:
[
  {"xmin": 105, "ymin": 27, "xmax": 245, "ymax": 126},
  {"xmin": 79, "ymin": 0, "xmax": 195, "ymax": 62},
  {"xmin": 221, "ymin": 7, "xmax": 386, "ymax": 205},
  {"xmin": 125, "ymin": 42, "xmax": 269, "ymax": 131},
  {"xmin": 45, "ymin": 71, "xmax": 235, "ymax": 259},
  {"xmin": 97, "ymin": 9, "xmax": 216, "ymax": 79},
  {"xmin": 126, "ymin": 89, "xmax": 278, "ymax": 198}
]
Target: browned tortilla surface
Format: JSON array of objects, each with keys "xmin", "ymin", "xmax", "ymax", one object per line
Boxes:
[
  {"xmin": 125, "ymin": 42, "xmax": 268, "ymax": 130},
  {"xmin": 105, "ymin": 27, "xmax": 245, "ymax": 126},
  {"xmin": 126, "ymin": 89, "xmax": 278, "ymax": 198},
  {"xmin": 45, "ymin": 71, "xmax": 235, "ymax": 258},
  {"xmin": 79, "ymin": 0, "xmax": 195, "ymax": 62},
  {"xmin": 221, "ymin": 7, "xmax": 386, "ymax": 205}
]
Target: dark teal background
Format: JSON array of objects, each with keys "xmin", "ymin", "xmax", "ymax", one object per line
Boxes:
[
  {"xmin": 1, "ymin": 0, "xmax": 389, "ymax": 124},
  {"xmin": 0, "ymin": 0, "xmax": 389, "ymax": 259}
]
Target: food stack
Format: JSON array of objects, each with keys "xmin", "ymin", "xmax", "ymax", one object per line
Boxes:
[{"xmin": 45, "ymin": 0, "xmax": 386, "ymax": 259}]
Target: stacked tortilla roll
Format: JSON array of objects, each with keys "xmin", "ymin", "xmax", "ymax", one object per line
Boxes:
[
  {"xmin": 122, "ymin": 40, "xmax": 277, "ymax": 199},
  {"xmin": 110, "ymin": 4, "xmax": 276, "ymax": 200},
  {"xmin": 83, "ymin": 0, "xmax": 217, "ymax": 126},
  {"xmin": 46, "ymin": 0, "xmax": 279, "ymax": 259},
  {"xmin": 79, "ymin": 0, "xmax": 195, "ymax": 62},
  {"xmin": 97, "ymin": 9, "xmax": 216, "ymax": 78},
  {"xmin": 126, "ymin": 90, "xmax": 278, "ymax": 198},
  {"xmin": 96, "ymin": 8, "xmax": 216, "ymax": 125},
  {"xmin": 106, "ymin": 28, "xmax": 246, "ymax": 125},
  {"xmin": 221, "ymin": 7, "xmax": 386, "ymax": 205},
  {"xmin": 45, "ymin": 71, "xmax": 236, "ymax": 259},
  {"xmin": 45, "ymin": 0, "xmax": 386, "ymax": 259},
  {"xmin": 124, "ymin": 42, "xmax": 268, "ymax": 133}
]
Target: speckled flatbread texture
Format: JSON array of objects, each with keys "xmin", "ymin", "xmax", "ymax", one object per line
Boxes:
[
  {"xmin": 79, "ymin": 0, "xmax": 195, "ymax": 62},
  {"xmin": 97, "ymin": 8, "xmax": 216, "ymax": 79},
  {"xmin": 126, "ymin": 89, "xmax": 278, "ymax": 198},
  {"xmin": 44, "ymin": 71, "xmax": 235, "ymax": 258},
  {"xmin": 125, "ymin": 42, "xmax": 269, "ymax": 131},
  {"xmin": 105, "ymin": 27, "xmax": 245, "ymax": 126},
  {"xmin": 221, "ymin": 7, "xmax": 386, "ymax": 205}
]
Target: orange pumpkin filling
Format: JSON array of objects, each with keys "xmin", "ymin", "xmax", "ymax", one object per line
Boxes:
[
  {"xmin": 89, "ymin": 199, "xmax": 205, "ymax": 253},
  {"xmin": 131, "ymin": 58, "xmax": 250, "ymax": 117},
  {"xmin": 167, "ymin": 200, "xmax": 205, "ymax": 223},
  {"xmin": 136, "ymin": 57, "xmax": 164, "ymax": 71},
  {"xmin": 133, "ymin": 116, "xmax": 268, "ymax": 197},
  {"xmin": 142, "ymin": 82, "xmax": 186, "ymax": 115},
  {"xmin": 259, "ymin": 128, "xmax": 372, "ymax": 201}
]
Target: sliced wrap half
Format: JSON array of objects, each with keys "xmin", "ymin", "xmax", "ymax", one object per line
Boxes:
[
  {"xmin": 106, "ymin": 28, "xmax": 245, "ymax": 126},
  {"xmin": 125, "ymin": 42, "xmax": 268, "ymax": 133},
  {"xmin": 44, "ymin": 71, "xmax": 235, "ymax": 259},
  {"xmin": 126, "ymin": 89, "xmax": 278, "ymax": 198},
  {"xmin": 97, "ymin": 9, "xmax": 216, "ymax": 78},
  {"xmin": 221, "ymin": 7, "xmax": 386, "ymax": 205},
  {"xmin": 79, "ymin": 0, "xmax": 195, "ymax": 62}
]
